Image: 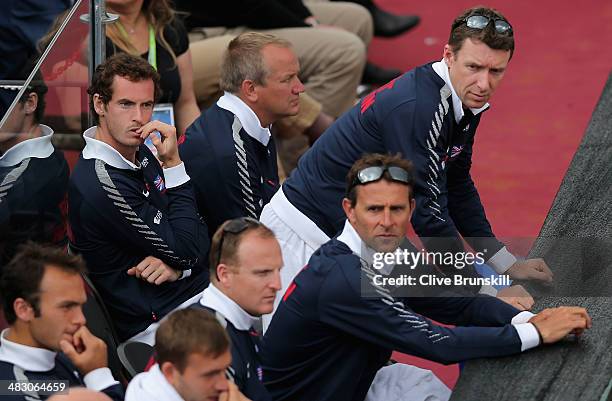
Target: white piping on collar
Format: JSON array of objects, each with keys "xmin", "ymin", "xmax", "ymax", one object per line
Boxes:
[
  {"xmin": 81, "ymin": 126, "xmax": 140, "ymax": 170},
  {"xmin": 126, "ymin": 364, "xmax": 184, "ymax": 401},
  {"xmin": 432, "ymin": 59, "xmax": 490, "ymax": 124},
  {"xmin": 0, "ymin": 125, "xmax": 55, "ymax": 167},
  {"xmin": 336, "ymin": 220, "xmax": 396, "ymax": 275},
  {"xmin": 0, "ymin": 329, "xmax": 56, "ymax": 372},
  {"xmin": 217, "ymin": 92, "xmax": 271, "ymax": 146},
  {"xmin": 199, "ymin": 284, "xmax": 259, "ymax": 331}
]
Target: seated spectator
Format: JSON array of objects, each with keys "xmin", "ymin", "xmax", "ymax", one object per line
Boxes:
[
  {"xmin": 0, "ymin": 63, "xmax": 68, "ymax": 268},
  {"xmin": 68, "ymin": 53, "xmax": 209, "ymax": 344},
  {"xmin": 180, "ymin": 33, "xmax": 302, "ymax": 236},
  {"xmin": 192, "ymin": 217, "xmax": 282, "ymax": 400},
  {"xmin": 126, "ymin": 308, "xmax": 250, "ymax": 401},
  {"xmin": 175, "ymin": 0, "xmax": 397, "ymax": 119},
  {"xmin": 261, "ymin": 153, "xmax": 592, "ymax": 401},
  {"xmin": 105, "ymin": 0, "xmax": 199, "ymax": 135},
  {"xmin": 0, "ymin": 242, "xmax": 124, "ymax": 401}
]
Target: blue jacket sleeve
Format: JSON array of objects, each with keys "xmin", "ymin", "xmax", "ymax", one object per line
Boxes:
[
  {"xmin": 446, "ymin": 134, "xmax": 505, "ymax": 257},
  {"xmin": 318, "ymin": 261, "xmax": 523, "ymax": 364},
  {"xmin": 89, "ymin": 161, "xmax": 203, "ymax": 270},
  {"xmin": 101, "ymin": 383, "xmax": 126, "ymax": 401}
]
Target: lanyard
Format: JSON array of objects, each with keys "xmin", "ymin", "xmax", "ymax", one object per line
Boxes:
[{"xmin": 115, "ymin": 21, "xmax": 157, "ymax": 70}]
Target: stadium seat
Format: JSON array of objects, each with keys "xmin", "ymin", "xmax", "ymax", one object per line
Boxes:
[{"xmin": 117, "ymin": 341, "xmax": 155, "ymax": 378}]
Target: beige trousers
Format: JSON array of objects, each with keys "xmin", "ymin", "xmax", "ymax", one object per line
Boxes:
[{"xmin": 188, "ymin": 1, "xmax": 372, "ymax": 118}]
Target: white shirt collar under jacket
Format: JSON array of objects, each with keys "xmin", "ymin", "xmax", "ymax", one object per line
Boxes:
[
  {"xmin": 125, "ymin": 364, "xmax": 184, "ymax": 401},
  {"xmin": 0, "ymin": 125, "xmax": 55, "ymax": 167},
  {"xmin": 217, "ymin": 91, "xmax": 271, "ymax": 146},
  {"xmin": 0, "ymin": 329, "xmax": 56, "ymax": 372},
  {"xmin": 432, "ymin": 58, "xmax": 490, "ymax": 124},
  {"xmin": 200, "ymin": 283, "xmax": 259, "ymax": 331},
  {"xmin": 336, "ymin": 220, "xmax": 397, "ymax": 275},
  {"xmin": 81, "ymin": 126, "xmax": 140, "ymax": 170}
]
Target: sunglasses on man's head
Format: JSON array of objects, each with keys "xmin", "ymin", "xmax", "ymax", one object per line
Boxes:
[
  {"xmin": 216, "ymin": 217, "xmax": 262, "ymax": 268},
  {"xmin": 353, "ymin": 165, "xmax": 412, "ymax": 187},
  {"xmin": 461, "ymin": 15, "xmax": 513, "ymax": 35}
]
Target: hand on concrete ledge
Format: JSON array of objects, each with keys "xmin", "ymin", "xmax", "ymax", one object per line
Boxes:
[
  {"xmin": 507, "ymin": 258, "xmax": 554, "ymax": 284},
  {"xmin": 529, "ymin": 306, "xmax": 592, "ymax": 344},
  {"xmin": 497, "ymin": 284, "xmax": 534, "ymax": 310}
]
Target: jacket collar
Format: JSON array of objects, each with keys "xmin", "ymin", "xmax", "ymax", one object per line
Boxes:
[
  {"xmin": 127, "ymin": 364, "xmax": 184, "ymax": 401},
  {"xmin": 432, "ymin": 59, "xmax": 490, "ymax": 124},
  {"xmin": 0, "ymin": 329, "xmax": 56, "ymax": 372},
  {"xmin": 336, "ymin": 220, "xmax": 396, "ymax": 275},
  {"xmin": 0, "ymin": 125, "xmax": 54, "ymax": 167},
  {"xmin": 200, "ymin": 284, "xmax": 259, "ymax": 331},
  {"xmin": 217, "ymin": 92, "xmax": 271, "ymax": 146},
  {"xmin": 81, "ymin": 126, "xmax": 140, "ymax": 170}
]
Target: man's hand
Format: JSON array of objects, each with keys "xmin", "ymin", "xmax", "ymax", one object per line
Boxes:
[
  {"xmin": 137, "ymin": 120, "xmax": 181, "ymax": 168},
  {"xmin": 59, "ymin": 326, "xmax": 107, "ymax": 375},
  {"xmin": 219, "ymin": 381, "xmax": 252, "ymax": 401},
  {"xmin": 127, "ymin": 256, "xmax": 180, "ymax": 285},
  {"xmin": 497, "ymin": 284, "xmax": 534, "ymax": 310},
  {"xmin": 506, "ymin": 258, "xmax": 553, "ymax": 284},
  {"xmin": 529, "ymin": 306, "xmax": 592, "ymax": 343}
]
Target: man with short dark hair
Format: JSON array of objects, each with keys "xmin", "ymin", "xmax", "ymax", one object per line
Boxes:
[
  {"xmin": 261, "ymin": 153, "xmax": 591, "ymax": 401},
  {"xmin": 261, "ymin": 6, "xmax": 553, "ymax": 316},
  {"xmin": 0, "ymin": 242, "xmax": 124, "ymax": 401},
  {"xmin": 69, "ymin": 53, "xmax": 209, "ymax": 344},
  {"xmin": 125, "ymin": 308, "xmax": 250, "ymax": 401},
  {"xmin": 190, "ymin": 217, "xmax": 282, "ymax": 401},
  {"xmin": 180, "ymin": 32, "xmax": 303, "ymax": 237},
  {"xmin": 0, "ymin": 63, "xmax": 69, "ymax": 267}
]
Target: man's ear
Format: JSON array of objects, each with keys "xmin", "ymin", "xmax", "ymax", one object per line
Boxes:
[
  {"xmin": 409, "ymin": 198, "xmax": 416, "ymax": 221},
  {"xmin": 13, "ymin": 298, "xmax": 35, "ymax": 322},
  {"xmin": 342, "ymin": 197, "xmax": 355, "ymax": 223},
  {"xmin": 160, "ymin": 361, "xmax": 178, "ymax": 385},
  {"xmin": 23, "ymin": 93, "xmax": 38, "ymax": 116},
  {"xmin": 216, "ymin": 263, "xmax": 231, "ymax": 286},
  {"xmin": 240, "ymin": 79, "xmax": 258, "ymax": 103},
  {"xmin": 93, "ymin": 94, "xmax": 106, "ymax": 117},
  {"xmin": 443, "ymin": 44, "xmax": 454, "ymax": 66}
]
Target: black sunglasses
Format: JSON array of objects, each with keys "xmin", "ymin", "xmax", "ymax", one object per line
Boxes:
[
  {"xmin": 353, "ymin": 165, "xmax": 412, "ymax": 187},
  {"xmin": 462, "ymin": 15, "xmax": 513, "ymax": 35},
  {"xmin": 216, "ymin": 217, "xmax": 262, "ymax": 269}
]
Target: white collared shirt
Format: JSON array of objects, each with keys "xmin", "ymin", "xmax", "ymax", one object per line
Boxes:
[
  {"xmin": 217, "ymin": 92, "xmax": 271, "ymax": 146},
  {"xmin": 335, "ymin": 221, "xmax": 540, "ymax": 351},
  {"xmin": 200, "ymin": 284, "xmax": 259, "ymax": 331},
  {"xmin": 431, "ymin": 59, "xmax": 490, "ymax": 124},
  {"xmin": 0, "ymin": 329, "xmax": 119, "ymax": 391},
  {"xmin": 126, "ymin": 364, "xmax": 184, "ymax": 401},
  {"xmin": 0, "ymin": 125, "xmax": 54, "ymax": 167}
]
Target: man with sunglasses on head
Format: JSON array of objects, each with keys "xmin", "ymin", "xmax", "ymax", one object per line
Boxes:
[
  {"xmin": 190, "ymin": 217, "xmax": 282, "ymax": 401},
  {"xmin": 261, "ymin": 6, "xmax": 552, "ymax": 320},
  {"xmin": 261, "ymin": 153, "xmax": 591, "ymax": 401}
]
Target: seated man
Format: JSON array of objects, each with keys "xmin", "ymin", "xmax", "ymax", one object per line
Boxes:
[
  {"xmin": 261, "ymin": 153, "xmax": 591, "ymax": 401},
  {"xmin": 126, "ymin": 308, "xmax": 249, "ymax": 401},
  {"xmin": 68, "ymin": 53, "xmax": 209, "ymax": 344},
  {"xmin": 192, "ymin": 217, "xmax": 282, "ymax": 400},
  {"xmin": 180, "ymin": 32, "xmax": 303, "ymax": 236},
  {"xmin": 0, "ymin": 63, "xmax": 69, "ymax": 267},
  {"xmin": 0, "ymin": 242, "xmax": 124, "ymax": 400}
]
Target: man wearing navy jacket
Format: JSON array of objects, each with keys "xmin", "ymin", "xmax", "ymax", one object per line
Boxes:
[
  {"xmin": 261, "ymin": 154, "xmax": 591, "ymax": 401},
  {"xmin": 192, "ymin": 217, "xmax": 282, "ymax": 401},
  {"xmin": 261, "ymin": 6, "xmax": 553, "ymax": 315},
  {"xmin": 69, "ymin": 53, "xmax": 209, "ymax": 344},
  {"xmin": 180, "ymin": 32, "xmax": 303, "ymax": 237},
  {"xmin": 0, "ymin": 243, "xmax": 124, "ymax": 400}
]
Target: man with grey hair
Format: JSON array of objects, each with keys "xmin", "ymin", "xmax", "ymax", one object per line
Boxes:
[{"xmin": 180, "ymin": 32, "xmax": 304, "ymax": 237}]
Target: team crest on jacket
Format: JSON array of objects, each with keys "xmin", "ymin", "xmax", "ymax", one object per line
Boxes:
[{"xmin": 154, "ymin": 174, "xmax": 166, "ymax": 192}]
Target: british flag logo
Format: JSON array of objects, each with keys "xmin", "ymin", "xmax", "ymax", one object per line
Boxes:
[
  {"xmin": 451, "ymin": 145, "xmax": 464, "ymax": 158},
  {"xmin": 154, "ymin": 174, "xmax": 165, "ymax": 192}
]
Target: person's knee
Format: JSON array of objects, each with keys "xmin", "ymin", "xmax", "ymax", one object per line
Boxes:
[{"xmin": 341, "ymin": 2, "xmax": 374, "ymax": 45}]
